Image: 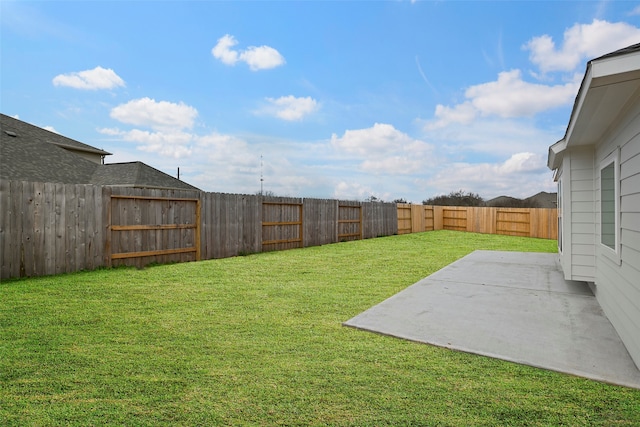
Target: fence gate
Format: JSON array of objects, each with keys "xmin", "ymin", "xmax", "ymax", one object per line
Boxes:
[
  {"xmin": 424, "ymin": 206, "xmax": 435, "ymax": 231},
  {"xmin": 397, "ymin": 204, "xmax": 412, "ymax": 235},
  {"xmin": 262, "ymin": 200, "xmax": 303, "ymax": 251},
  {"xmin": 108, "ymin": 195, "xmax": 200, "ymax": 268},
  {"xmin": 496, "ymin": 209, "xmax": 530, "ymax": 237},
  {"xmin": 338, "ymin": 204, "xmax": 362, "ymax": 241},
  {"xmin": 442, "ymin": 207, "xmax": 467, "ymax": 231}
]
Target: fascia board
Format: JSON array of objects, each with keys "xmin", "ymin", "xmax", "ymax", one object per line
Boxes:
[
  {"xmin": 547, "ymin": 138, "xmax": 567, "ymax": 171},
  {"xmin": 564, "ymin": 65, "xmax": 593, "ymax": 147},
  {"xmin": 591, "ymin": 50, "xmax": 640, "ymax": 80}
]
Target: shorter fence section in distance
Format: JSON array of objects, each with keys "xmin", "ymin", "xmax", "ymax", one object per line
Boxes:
[{"xmin": 396, "ymin": 204, "xmax": 557, "ymax": 240}]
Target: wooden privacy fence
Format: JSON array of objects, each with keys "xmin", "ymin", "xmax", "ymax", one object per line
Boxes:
[
  {"xmin": 1, "ymin": 181, "xmax": 397, "ymax": 279},
  {"xmin": 108, "ymin": 191, "xmax": 201, "ymax": 268},
  {"xmin": 396, "ymin": 204, "xmax": 557, "ymax": 240},
  {"xmin": 262, "ymin": 198, "xmax": 304, "ymax": 252},
  {"xmin": 1, "ymin": 180, "xmax": 557, "ymax": 280},
  {"xmin": 338, "ymin": 202, "xmax": 362, "ymax": 242},
  {"xmin": 0, "ymin": 180, "xmax": 105, "ymax": 278}
]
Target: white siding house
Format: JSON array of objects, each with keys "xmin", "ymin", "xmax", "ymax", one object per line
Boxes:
[{"xmin": 548, "ymin": 44, "xmax": 640, "ymax": 369}]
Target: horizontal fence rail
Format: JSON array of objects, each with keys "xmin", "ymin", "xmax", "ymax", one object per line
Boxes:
[{"xmin": 1, "ymin": 180, "xmax": 557, "ymax": 279}]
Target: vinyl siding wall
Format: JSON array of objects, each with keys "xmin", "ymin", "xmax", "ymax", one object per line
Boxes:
[
  {"xmin": 593, "ymin": 101, "xmax": 640, "ymax": 369},
  {"xmin": 560, "ymin": 147, "xmax": 596, "ymax": 281}
]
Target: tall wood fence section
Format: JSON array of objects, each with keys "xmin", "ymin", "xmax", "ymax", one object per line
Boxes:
[
  {"xmin": 262, "ymin": 197, "xmax": 304, "ymax": 252},
  {"xmin": 106, "ymin": 187, "xmax": 201, "ymax": 268},
  {"xmin": 396, "ymin": 204, "xmax": 557, "ymax": 239},
  {"xmin": 303, "ymin": 198, "xmax": 339, "ymax": 248},
  {"xmin": 362, "ymin": 201, "xmax": 398, "ymax": 239},
  {"xmin": 1, "ymin": 181, "xmax": 398, "ymax": 279},
  {"xmin": 0, "ymin": 180, "xmax": 105, "ymax": 278},
  {"xmin": 338, "ymin": 201, "xmax": 362, "ymax": 242},
  {"xmin": 200, "ymin": 192, "xmax": 262, "ymax": 259}
]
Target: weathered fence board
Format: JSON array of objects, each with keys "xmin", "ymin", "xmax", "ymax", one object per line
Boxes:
[
  {"xmin": 107, "ymin": 188, "xmax": 200, "ymax": 268},
  {"xmin": 262, "ymin": 197, "xmax": 304, "ymax": 251},
  {"xmin": 338, "ymin": 201, "xmax": 362, "ymax": 242},
  {"xmin": 303, "ymin": 198, "xmax": 339, "ymax": 247},
  {"xmin": 363, "ymin": 201, "xmax": 397, "ymax": 239},
  {"xmin": 0, "ymin": 181, "xmax": 106, "ymax": 278},
  {"xmin": 200, "ymin": 192, "xmax": 262, "ymax": 259}
]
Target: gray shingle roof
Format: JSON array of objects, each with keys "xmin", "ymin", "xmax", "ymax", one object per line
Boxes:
[
  {"xmin": 1, "ymin": 113, "xmax": 200, "ymax": 190},
  {"xmin": 93, "ymin": 162, "xmax": 200, "ymax": 190},
  {"xmin": 1, "ymin": 113, "xmax": 111, "ymax": 156},
  {"xmin": 592, "ymin": 42, "xmax": 640, "ymax": 62}
]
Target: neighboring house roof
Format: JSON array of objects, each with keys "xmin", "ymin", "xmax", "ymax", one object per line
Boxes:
[
  {"xmin": 548, "ymin": 43, "xmax": 640, "ymax": 172},
  {"xmin": 524, "ymin": 191, "xmax": 557, "ymax": 208},
  {"xmin": 1, "ymin": 117, "xmax": 99, "ymax": 184},
  {"xmin": 485, "ymin": 192, "xmax": 557, "ymax": 208},
  {"xmin": 1, "ymin": 113, "xmax": 200, "ymax": 191},
  {"xmin": 92, "ymin": 162, "xmax": 200, "ymax": 190},
  {"xmin": 485, "ymin": 195, "xmax": 521, "ymax": 207},
  {"xmin": 1, "ymin": 113, "xmax": 111, "ymax": 158}
]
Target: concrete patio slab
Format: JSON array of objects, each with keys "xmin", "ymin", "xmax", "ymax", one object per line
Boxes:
[{"xmin": 344, "ymin": 250, "xmax": 640, "ymax": 389}]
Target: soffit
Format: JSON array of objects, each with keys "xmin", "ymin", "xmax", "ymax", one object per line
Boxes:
[{"xmin": 566, "ymin": 52, "xmax": 640, "ymax": 147}]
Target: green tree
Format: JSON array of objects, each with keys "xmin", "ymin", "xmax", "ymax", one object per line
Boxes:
[{"xmin": 422, "ymin": 190, "xmax": 484, "ymax": 206}]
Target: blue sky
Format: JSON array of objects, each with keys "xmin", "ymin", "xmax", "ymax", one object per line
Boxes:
[{"xmin": 2, "ymin": 1, "xmax": 640, "ymax": 202}]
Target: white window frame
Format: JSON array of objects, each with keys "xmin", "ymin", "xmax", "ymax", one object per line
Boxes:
[
  {"xmin": 557, "ymin": 176, "xmax": 563, "ymax": 254},
  {"xmin": 599, "ymin": 148, "xmax": 621, "ymax": 265}
]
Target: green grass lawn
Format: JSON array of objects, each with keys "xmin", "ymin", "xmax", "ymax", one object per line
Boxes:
[{"xmin": 1, "ymin": 230, "xmax": 639, "ymax": 426}]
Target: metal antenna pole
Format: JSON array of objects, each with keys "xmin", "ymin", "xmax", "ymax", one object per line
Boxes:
[{"xmin": 260, "ymin": 155, "xmax": 264, "ymax": 195}]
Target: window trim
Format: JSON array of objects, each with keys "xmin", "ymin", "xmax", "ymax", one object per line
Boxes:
[
  {"xmin": 557, "ymin": 175, "xmax": 563, "ymax": 254},
  {"xmin": 599, "ymin": 148, "xmax": 620, "ymax": 264}
]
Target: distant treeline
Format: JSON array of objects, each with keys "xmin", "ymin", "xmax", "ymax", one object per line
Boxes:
[{"xmin": 420, "ymin": 190, "xmax": 552, "ymax": 208}]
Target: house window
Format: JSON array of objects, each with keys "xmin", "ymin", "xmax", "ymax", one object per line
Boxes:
[
  {"xmin": 557, "ymin": 178, "xmax": 563, "ymax": 253},
  {"xmin": 600, "ymin": 149, "xmax": 619, "ymax": 259}
]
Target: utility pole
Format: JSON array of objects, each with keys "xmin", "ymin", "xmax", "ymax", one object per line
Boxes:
[{"xmin": 260, "ymin": 155, "xmax": 264, "ymax": 195}]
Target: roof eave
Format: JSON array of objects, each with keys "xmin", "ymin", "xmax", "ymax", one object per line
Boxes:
[
  {"xmin": 548, "ymin": 45, "xmax": 640, "ymax": 171},
  {"xmin": 547, "ymin": 138, "xmax": 567, "ymax": 171},
  {"xmin": 50, "ymin": 141, "xmax": 112, "ymax": 156}
]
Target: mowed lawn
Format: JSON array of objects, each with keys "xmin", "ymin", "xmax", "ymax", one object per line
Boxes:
[{"xmin": 1, "ymin": 231, "xmax": 639, "ymax": 426}]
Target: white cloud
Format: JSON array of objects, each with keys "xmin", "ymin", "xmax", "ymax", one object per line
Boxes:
[
  {"xmin": 43, "ymin": 125, "xmax": 58, "ymax": 133},
  {"xmin": 466, "ymin": 70, "xmax": 579, "ymax": 117},
  {"xmin": 499, "ymin": 152, "xmax": 546, "ymax": 173},
  {"xmin": 331, "ymin": 123, "xmax": 414, "ymax": 156},
  {"xmin": 361, "ymin": 156, "xmax": 424, "ymax": 175},
  {"xmin": 211, "ymin": 34, "xmax": 285, "ymax": 71},
  {"xmin": 100, "ymin": 98, "xmax": 199, "ymax": 159},
  {"xmin": 426, "ymin": 70, "xmax": 580, "ymax": 129},
  {"xmin": 333, "ymin": 181, "xmax": 377, "ymax": 201},
  {"xmin": 260, "ymin": 95, "xmax": 318, "ymax": 121},
  {"xmin": 52, "ymin": 66, "xmax": 125, "ymax": 90},
  {"xmin": 211, "ymin": 34, "xmax": 240, "ymax": 65},
  {"xmin": 423, "ymin": 117, "xmax": 561, "ymax": 157},
  {"xmin": 98, "ymin": 127, "xmax": 194, "ymax": 158},
  {"xmin": 196, "ymin": 132, "xmax": 255, "ymax": 167},
  {"xmin": 110, "ymin": 98, "xmax": 198, "ymax": 131},
  {"xmin": 629, "ymin": 5, "xmax": 640, "ymax": 16},
  {"xmin": 331, "ymin": 123, "xmax": 435, "ymax": 175},
  {"xmin": 426, "ymin": 152, "xmax": 551, "ymax": 200},
  {"xmin": 426, "ymin": 19, "xmax": 640, "ymax": 132},
  {"xmin": 524, "ymin": 19, "xmax": 640, "ymax": 73},
  {"xmin": 429, "ymin": 102, "xmax": 478, "ymax": 129}
]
